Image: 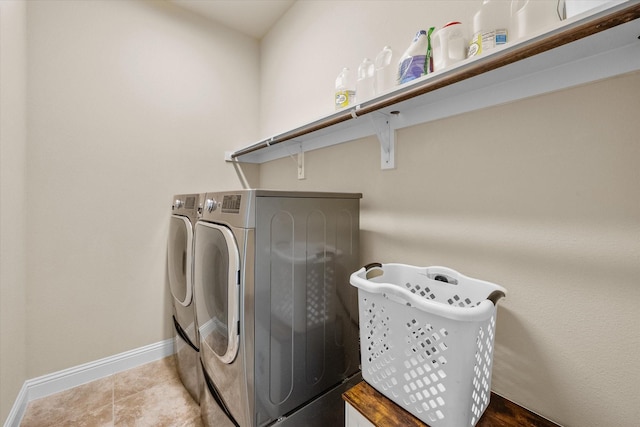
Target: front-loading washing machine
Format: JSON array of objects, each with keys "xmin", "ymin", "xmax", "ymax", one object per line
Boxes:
[
  {"xmin": 167, "ymin": 193, "xmax": 203, "ymax": 403},
  {"xmin": 193, "ymin": 190, "xmax": 362, "ymax": 427}
]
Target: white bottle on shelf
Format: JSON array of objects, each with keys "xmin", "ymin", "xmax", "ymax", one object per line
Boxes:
[
  {"xmin": 564, "ymin": 0, "xmax": 610, "ymax": 19},
  {"xmin": 511, "ymin": 0, "xmax": 561, "ymax": 41},
  {"xmin": 335, "ymin": 67, "xmax": 355, "ymax": 110},
  {"xmin": 468, "ymin": 0, "xmax": 510, "ymax": 58},
  {"xmin": 356, "ymin": 58, "xmax": 375, "ymax": 104},
  {"xmin": 374, "ymin": 46, "xmax": 396, "ymax": 95},
  {"xmin": 432, "ymin": 22, "xmax": 467, "ymax": 72}
]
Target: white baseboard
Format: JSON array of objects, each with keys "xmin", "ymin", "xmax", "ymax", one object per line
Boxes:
[
  {"xmin": 3, "ymin": 385, "xmax": 28, "ymax": 427},
  {"xmin": 3, "ymin": 338, "xmax": 174, "ymax": 427}
]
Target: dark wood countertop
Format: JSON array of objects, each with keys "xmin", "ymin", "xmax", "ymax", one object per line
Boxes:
[{"xmin": 343, "ymin": 381, "xmax": 560, "ymax": 427}]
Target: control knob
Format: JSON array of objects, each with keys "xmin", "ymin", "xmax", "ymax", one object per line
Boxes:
[
  {"xmin": 205, "ymin": 198, "xmax": 217, "ymax": 212},
  {"xmin": 173, "ymin": 199, "xmax": 183, "ymax": 210}
]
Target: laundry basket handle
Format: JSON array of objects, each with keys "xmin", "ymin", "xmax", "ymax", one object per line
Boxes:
[
  {"xmin": 364, "ymin": 262, "xmax": 382, "ymax": 270},
  {"xmin": 487, "ymin": 290, "xmax": 506, "ymax": 305},
  {"xmin": 363, "ymin": 262, "xmax": 384, "ymax": 280}
]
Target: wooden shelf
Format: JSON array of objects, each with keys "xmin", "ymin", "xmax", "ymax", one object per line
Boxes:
[
  {"xmin": 343, "ymin": 381, "xmax": 560, "ymax": 427},
  {"xmin": 227, "ymin": 1, "xmax": 640, "ymax": 168}
]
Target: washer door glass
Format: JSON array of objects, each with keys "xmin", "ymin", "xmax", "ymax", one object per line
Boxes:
[
  {"xmin": 194, "ymin": 222, "xmax": 240, "ymax": 364},
  {"xmin": 168, "ymin": 215, "xmax": 193, "ymax": 306}
]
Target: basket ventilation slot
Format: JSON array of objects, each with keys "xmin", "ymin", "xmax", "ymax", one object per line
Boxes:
[{"xmin": 404, "ymin": 281, "xmax": 479, "ymax": 307}]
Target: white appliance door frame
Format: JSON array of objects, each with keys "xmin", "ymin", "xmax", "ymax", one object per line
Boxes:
[
  {"xmin": 168, "ymin": 215, "xmax": 193, "ymax": 307},
  {"xmin": 194, "ymin": 221, "xmax": 241, "ymax": 365}
]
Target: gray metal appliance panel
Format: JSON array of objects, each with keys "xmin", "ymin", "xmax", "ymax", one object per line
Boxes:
[
  {"xmin": 252, "ymin": 195, "xmax": 361, "ymax": 426},
  {"xmin": 199, "ymin": 189, "xmax": 362, "ymax": 229},
  {"xmin": 273, "ymin": 371, "xmax": 362, "ymax": 427},
  {"xmin": 168, "ymin": 193, "xmax": 203, "ymax": 404},
  {"xmin": 173, "ymin": 327, "xmax": 201, "ymax": 405}
]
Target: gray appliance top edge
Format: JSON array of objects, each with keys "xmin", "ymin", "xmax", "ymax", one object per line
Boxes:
[
  {"xmin": 255, "ymin": 189, "xmax": 362, "ymax": 199},
  {"xmin": 209, "ymin": 189, "xmax": 362, "ymax": 199}
]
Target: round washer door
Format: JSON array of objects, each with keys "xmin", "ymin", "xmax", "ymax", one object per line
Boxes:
[
  {"xmin": 168, "ymin": 215, "xmax": 193, "ymax": 307},
  {"xmin": 194, "ymin": 221, "xmax": 240, "ymax": 365}
]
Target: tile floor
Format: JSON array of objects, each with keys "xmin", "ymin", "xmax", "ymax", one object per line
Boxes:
[{"xmin": 20, "ymin": 356, "xmax": 202, "ymax": 427}]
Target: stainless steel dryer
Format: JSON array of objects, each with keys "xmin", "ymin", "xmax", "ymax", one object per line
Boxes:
[
  {"xmin": 168, "ymin": 193, "xmax": 203, "ymax": 403},
  {"xmin": 193, "ymin": 190, "xmax": 362, "ymax": 427}
]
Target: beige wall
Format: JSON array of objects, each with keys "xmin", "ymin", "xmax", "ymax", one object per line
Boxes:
[
  {"xmin": 0, "ymin": 0, "xmax": 28, "ymax": 422},
  {"xmin": 258, "ymin": 2, "xmax": 640, "ymax": 427},
  {"xmin": 3, "ymin": 1, "xmax": 639, "ymax": 426},
  {"xmin": 23, "ymin": 0, "xmax": 258, "ymax": 380}
]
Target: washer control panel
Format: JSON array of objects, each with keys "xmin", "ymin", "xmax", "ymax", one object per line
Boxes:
[
  {"xmin": 171, "ymin": 194, "xmax": 201, "ymax": 221},
  {"xmin": 221, "ymin": 195, "xmax": 242, "ymax": 214},
  {"xmin": 200, "ymin": 191, "xmax": 251, "ymax": 228},
  {"xmin": 172, "ymin": 195, "xmax": 198, "ymax": 211}
]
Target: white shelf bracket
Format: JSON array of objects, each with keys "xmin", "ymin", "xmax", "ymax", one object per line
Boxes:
[
  {"xmin": 285, "ymin": 141, "xmax": 305, "ymax": 180},
  {"xmin": 370, "ymin": 112, "xmax": 396, "ymax": 170},
  {"xmin": 297, "ymin": 148, "xmax": 305, "ymax": 180}
]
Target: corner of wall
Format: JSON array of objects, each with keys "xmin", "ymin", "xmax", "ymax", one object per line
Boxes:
[{"xmin": 0, "ymin": 0, "xmax": 28, "ymax": 424}]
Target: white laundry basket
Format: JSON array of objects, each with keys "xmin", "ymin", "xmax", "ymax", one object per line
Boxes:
[{"xmin": 350, "ymin": 263, "xmax": 506, "ymax": 427}]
